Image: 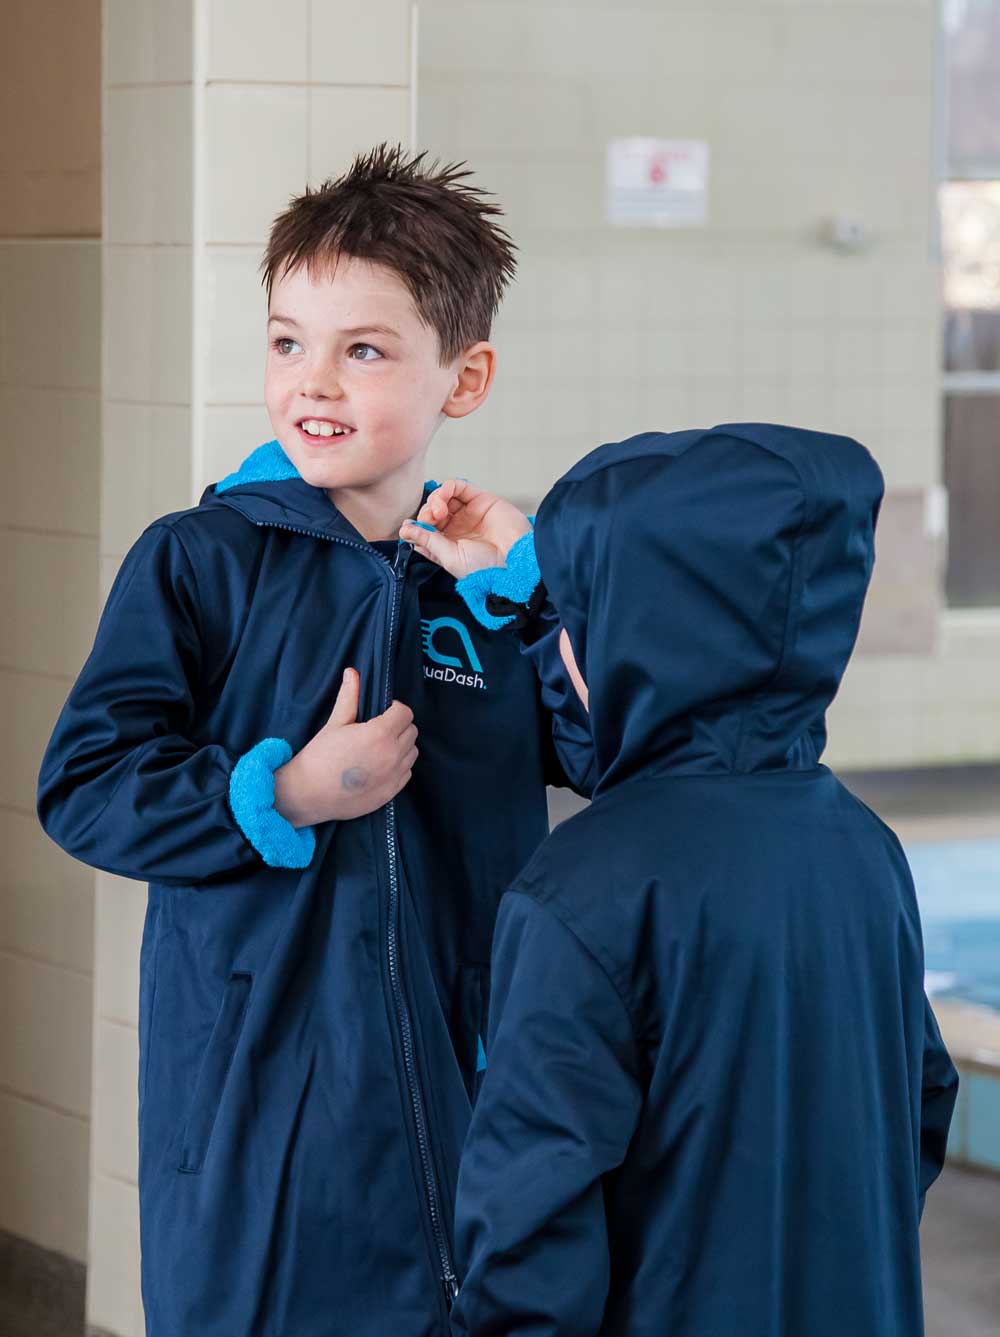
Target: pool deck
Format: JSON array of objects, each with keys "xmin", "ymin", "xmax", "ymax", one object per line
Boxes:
[
  {"xmin": 844, "ymin": 762, "xmax": 1000, "ymax": 846},
  {"xmin": 846, "ymin": 766, "xmax": 1000, "ymax": 1172}
]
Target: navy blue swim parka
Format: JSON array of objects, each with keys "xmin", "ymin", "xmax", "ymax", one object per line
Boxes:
[
  {"xmin": 451, "ymin": 425, "xmax": 959, "ymax": 1337},
  {"xmin": 36, "ymin": 440, "xmax": 593, "ymax": 1337}
]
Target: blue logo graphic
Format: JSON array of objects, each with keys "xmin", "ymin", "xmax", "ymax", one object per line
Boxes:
[{"xmin": 420, "ymin": 617, "xmax": 485, "ymax": 673}]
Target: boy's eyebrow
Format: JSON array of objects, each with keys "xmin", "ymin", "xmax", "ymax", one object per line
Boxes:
[{"xmin": 267, "ymin": 313, "xmax": 401, "ymax": 339}]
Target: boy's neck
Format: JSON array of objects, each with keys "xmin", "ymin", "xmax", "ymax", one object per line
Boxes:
[{"xmin": 326, "ymin": 458, "xmax": 428, "ymax": 545}]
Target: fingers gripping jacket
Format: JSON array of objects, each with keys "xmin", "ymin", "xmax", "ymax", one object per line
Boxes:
[
  {"xmin": 228, "ymin": 738, "xmax": 316, "ymax": 869},
  {"xmin": 455, "ymin": 529, "xmax": 544, "ymax": 631}
]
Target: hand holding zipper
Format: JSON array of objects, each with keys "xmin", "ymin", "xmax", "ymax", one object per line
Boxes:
[{"xmin": 273, "ymin": 669, "xmax": 418, "ymax": 825}]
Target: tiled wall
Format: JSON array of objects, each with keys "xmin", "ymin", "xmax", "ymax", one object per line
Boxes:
[
  {"xmin": 417, "ymin": 0, "xmax": 1000, "ymax": 768},
  {"xmin": 0, "ymin": 0, "xmax": 101, "ymax": 1266}
]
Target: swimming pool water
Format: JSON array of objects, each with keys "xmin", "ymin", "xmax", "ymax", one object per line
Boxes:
[{"xmin": 907, "ymin": 839, "xmax": 1000, "ymax": 1014}]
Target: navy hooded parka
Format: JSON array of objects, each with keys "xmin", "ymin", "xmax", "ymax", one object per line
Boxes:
[
  {"xmin": 37, "ymin": 440, "xmax": 592, "ymax": 1337},
  {"xmin": 451, "ymin": 425, "xmax": 959, "ymax": 1337}
]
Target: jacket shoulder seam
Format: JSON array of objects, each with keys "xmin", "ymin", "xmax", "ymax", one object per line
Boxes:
[{"xmin": 504, "ymin": 886, "xmax": 644, "ymax": 1073}]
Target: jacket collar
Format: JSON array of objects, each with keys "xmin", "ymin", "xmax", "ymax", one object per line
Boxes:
[{"xmin": 207, "ymin": 440, "xmax": 438, "ymax": 548}]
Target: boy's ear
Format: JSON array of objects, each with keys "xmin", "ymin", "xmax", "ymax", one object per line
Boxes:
[{"xmin": 441, "ymin": 342, "xmax": 496, "ymax": 420}]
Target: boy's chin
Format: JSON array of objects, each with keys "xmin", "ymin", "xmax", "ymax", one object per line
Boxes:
[{"xmin": 279, "ymin": 431, "xmax": 431, "ymax": 492}]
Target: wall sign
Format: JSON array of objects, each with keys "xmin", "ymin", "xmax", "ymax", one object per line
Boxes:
[{"xmin": 606, "ymin": 138, "xmax": 709, "ymax": 227}]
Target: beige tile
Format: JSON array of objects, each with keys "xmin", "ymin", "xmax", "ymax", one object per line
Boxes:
[
  {"xmin": 0, "ymin": 949, "xmax": 93, "ymax": 1117},
  {"xmin": 0, "ymin": 810, "xmax": 95, "ymax": 975},
  {"xmin": 95, "ymin": 872, "xmax": 146, "ymax": 1029},
  {"xmin": 0, "ymin": 669, "xmax": 77, "ymax": 814},
  {"xmin": 0, "ymin": 2, "xmax": 100, "ymax": 186},
  {"xmin": 204, "ymin": 247, "xmax": 269, "ymax": 403},
  {"xmin": 594, "ymin": 254, "xmax": 658, "ymax": 331},
  {"xmin": 310, "ymin": 0, "xmax": 411, "ymax": 86},
  {"xmin": 102, "ymin": 402, "xmax": 193, "ymax": 556},
  {"xmin": 104, "ymin": 246, "xmax": 193, "ymax": 404},
  {"xmin": 533, "ymin": 255, "xmax": 599, "ymax": 327},
  {"xmin": 99, "ymin": 552, "xmax": 126, "ymax": 598},
  {"xmin": 201, "ymin": 404, "xmax": 274, "ymax": 489},
  {"xmin": 205, "ymin": 85, "xmax": 308, "ymax": 245},
  {"xmin": 107, "ymin": 87, "xmax": 193, "ymax": 246},
  {"xmin": 880, "ymin": 321, "xmax": 939, "ymax": 384},
  {"xmin": 881, "ymin": 260, "xmax": 939, "ymax": 321},
  {"xmin": 86, "ymin": 1173, "xmax": 144, "ymax": 1337},
  {"xmin": 0, "ymin": 1088, "xmax": 90, "ymax": 1262},
  {"xmin": 106, "ymin": 0, "xmax": 193, "ymax": 85},
  {"xmin": 783, "ymin": 379, "xmax": 835, "ymax": 436},
  {"xmin": 784, "ymin": 327, "xmax": 832, "ymax": 381},
  {"xmin": 0, "ymin": 388, "xmax": 100, "ymax": 535},
  {"xmin": 206, "ymin": 0, "xmax": 309, "ymax": 82},
  {"xmin": 732, "ymin": 379, "xmax": 791, "ymax": 426},
  {"xmin": 0, "ymin": 167, "xmax": 101, "ymax": 238},
  {"xmin": 640, "ymin": 379, "xmax": 694, "ymax": 434},
  {"xmin": 0, "ymin": 241, "xmax": 101, "ymax": 392},
  {"xmin": 419, "ymin": 74, "xmax": 585, "ymax": 159},
  {"xmin": 824, "ymin": 708, "xmax": 887, "ymax": 772},
  {"xmin": 93, "ymin": 1019, "xmax": 139, "ymax": 1184},
  {"xmin": 0, "ymin": 531, "xmax": 99, "ymax": 678},
  {"xmin": 309, "ymin": 87, "xmax": 411, "ymax": 186},
  {"xmin": 418, "ymin": 4, "xmax": 651, "ymax": 80},
  {"xmin": 740, "ymin": 327, "xmax": 786, "ymax": 381},
  {"xmin": 782, "ymin": 7, "xmax": 934, "ymax": 89}
]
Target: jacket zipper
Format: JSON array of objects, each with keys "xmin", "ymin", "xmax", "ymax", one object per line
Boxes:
[
  {"xmin": 384, "ymin": 541, "xmax": 461, "ymax": 1307},
  {"xmin": 242, "ymin": 516, "xmax": 460, "ymax": 1308}
]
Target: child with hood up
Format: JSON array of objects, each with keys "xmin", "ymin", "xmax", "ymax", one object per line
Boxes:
[{"xmin": 406, "ymin": 423, "xmax": 959, "ymax": 1337}]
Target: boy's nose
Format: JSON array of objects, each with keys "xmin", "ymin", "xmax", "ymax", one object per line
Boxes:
[{"xmin": 300, "ymin": 365, "xmax": 345, "ymax": 400}]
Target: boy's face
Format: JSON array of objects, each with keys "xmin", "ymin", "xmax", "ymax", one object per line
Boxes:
[{"xmin": 265, "ymin": 256, "xmax": 485, "ymax": 495}]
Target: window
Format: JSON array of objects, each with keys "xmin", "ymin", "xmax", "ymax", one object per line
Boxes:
[{"xmin": 941, "ymin": 0, "xmax": 1000, "ymax": 606}]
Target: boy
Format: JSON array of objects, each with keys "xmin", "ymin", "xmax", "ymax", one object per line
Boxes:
[
  {"xmin": 37, "ymin": 145, "xmax": 590, "ymax": 1337},
  {"xmin": 408, "ymin": 425, "xmax": 959, "ymax": 1337}
]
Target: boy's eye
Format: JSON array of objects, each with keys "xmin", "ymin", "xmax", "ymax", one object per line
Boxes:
[
  {"xmin": 348, "ymin": 343, "xmax": 383, "ymax": 361},
  {"xmin": 273, "ymin": 337, "xmax": 301, "ymax": 355}
]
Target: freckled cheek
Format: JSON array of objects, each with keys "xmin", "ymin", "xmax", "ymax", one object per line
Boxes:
[{"xmin": 265, "ymin": 370, "xmax": 296, "ymax": 419}]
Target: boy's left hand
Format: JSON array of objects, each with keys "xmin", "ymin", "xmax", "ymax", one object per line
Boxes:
[{"xmin": 399, "ymin": 479, "xmax": 532, "ymax": 579}]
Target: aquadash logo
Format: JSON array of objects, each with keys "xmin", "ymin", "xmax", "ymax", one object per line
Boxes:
[{"xmin": 420, "ymin": 617, "xmax": 487, "ymax": 691}]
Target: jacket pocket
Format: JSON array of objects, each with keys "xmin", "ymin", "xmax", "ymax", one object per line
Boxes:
[
  {"xmin": 137, "ymin": 903, "xmax": 162, "ymax": 1118},
  {"xmin": 178, "ymin": 971, "xmax": 252, "ymax": 1173}
]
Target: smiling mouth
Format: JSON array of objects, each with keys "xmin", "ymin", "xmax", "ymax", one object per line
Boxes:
[{"xmin": 297, "ymin": 418, "xmax": 355, "ymax": 439}]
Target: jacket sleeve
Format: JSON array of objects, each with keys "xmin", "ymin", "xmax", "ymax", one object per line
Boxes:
[
  {"xmin": 36, "ymin": 522, "xmax": 316, "ymax": 886},
  {"xmin": 918, "ymin": 995, "xmax": 959, "ymax": 1219},
  {"xmin": 455, "ymin": 532, "xmax": 596, "ymax": 797},
  {"xmin": 451, "ymin": 890, "xmax": 643, "ymax": 1337}
]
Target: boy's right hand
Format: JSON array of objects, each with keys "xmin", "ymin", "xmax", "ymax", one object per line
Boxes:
[{"xmin": 272, "ymin": 669, "xmax": 418, "ymax": 827}]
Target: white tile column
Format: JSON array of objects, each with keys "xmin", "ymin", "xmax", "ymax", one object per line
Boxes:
[{"xmin": 92, "ymin": 3, "xmax": 415, "ymax": 1331}]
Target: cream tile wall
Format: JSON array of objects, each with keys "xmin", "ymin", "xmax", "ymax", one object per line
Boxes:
[
  {"xmin": 0, "ymin": 232, "xmax": 100, "ymax": 1263},
  {"xmin": 0, "ymin": 0, "xmax": 101, "ymax": 1257},
  {"xmin": 0, "ymin": 2, "xmax": 101, "ymax": 238},
  {"xmin": 418, "ymin": 0, "xmax": 1000, "ymax": 768}
]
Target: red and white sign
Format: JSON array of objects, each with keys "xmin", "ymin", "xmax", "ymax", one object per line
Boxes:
[{"xmin": 606, "ymin": 139, "xmax": 709, "ymax": 227}]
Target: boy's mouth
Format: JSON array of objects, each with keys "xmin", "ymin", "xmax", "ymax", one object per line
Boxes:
[{"xmin": 296, "ymin": 417, "xmax": 355, "ymax": 441}]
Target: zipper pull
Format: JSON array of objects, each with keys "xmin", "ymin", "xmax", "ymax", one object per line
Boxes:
[
  {"xmin": 393, "ymin": 538, "xmax": 412, "ymax": 578},
  {"xmin": 442, "ymin": 1273, "xmax": 460, "ymax": 1307}
]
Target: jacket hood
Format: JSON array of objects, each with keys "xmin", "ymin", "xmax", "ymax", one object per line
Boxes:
[
  {"xmin": 533, "ymin": 424, "xmax": 884, "ymax": 794},
  {"xmin": 207, "ymin": 439, "xmax": 437, "ymax": 544}
]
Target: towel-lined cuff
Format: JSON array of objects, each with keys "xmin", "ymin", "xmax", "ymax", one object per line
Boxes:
[
  {"xmin": 455, "ymin": 529, "xmax": 543, "ymax": 631},
  {"xmin": 229, "ymin": 737, "xmax": 316, "ymax": 869}
]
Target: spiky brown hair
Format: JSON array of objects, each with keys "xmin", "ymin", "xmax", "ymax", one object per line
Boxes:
[{"xmin": 261, "ymin": 143, "xmax": 518, "ymax": 364}]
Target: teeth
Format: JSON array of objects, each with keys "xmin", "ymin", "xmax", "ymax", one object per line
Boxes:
[{"xmin": 301, "ymin": 419, "xmax": 350, "ymax": 437}]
